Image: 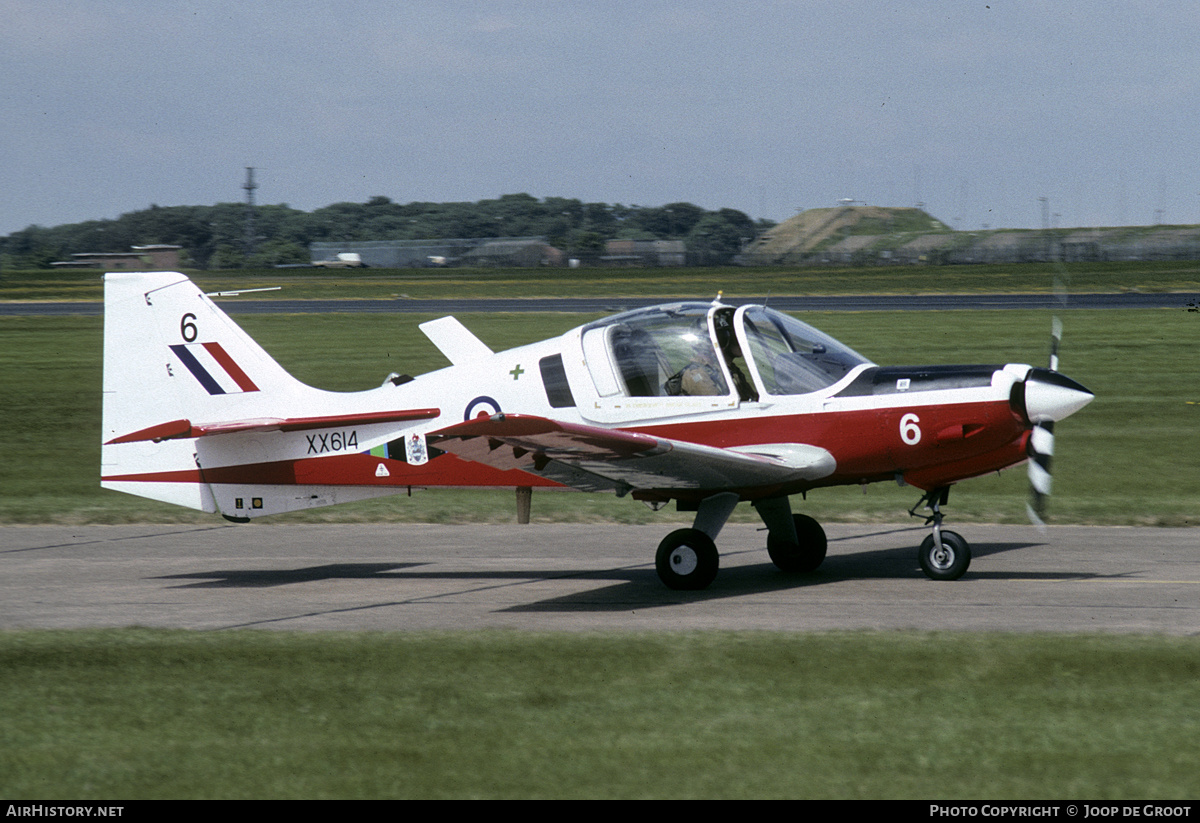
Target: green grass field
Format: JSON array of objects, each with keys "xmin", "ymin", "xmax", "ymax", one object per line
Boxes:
[
  {"xmin": 3, "ymin": 259, "xmax": 1200, "ymax": 301},
  {"xmin": 2, "ymin": 629, "xmax": 1198, "ymax": 799},
  {"xmin": 1, "ymin": 307, "xmax": 1196, "ymax": 526}
]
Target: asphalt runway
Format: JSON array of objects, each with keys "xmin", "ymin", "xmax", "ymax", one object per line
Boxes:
[{"xmin": 3, "ymin": 523, "xmax": 1196, "ymax": 634}]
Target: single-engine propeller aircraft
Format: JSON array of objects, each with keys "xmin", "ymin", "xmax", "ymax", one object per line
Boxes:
[{"xmin": 101, "ymin": 272, "xmax": 1093, "ymax": 590}]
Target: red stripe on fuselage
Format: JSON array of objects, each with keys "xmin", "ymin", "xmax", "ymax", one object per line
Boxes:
[
  {"xmin": 102, "ymin": 453, "xmax": 564, "ymax": 489},
  {"xmin": 102, "ymin": 400, "xmax": 1029, "ymax": 495}
]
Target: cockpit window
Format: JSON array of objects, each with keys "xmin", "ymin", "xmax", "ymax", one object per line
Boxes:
[
  {"xmin": 583, "ymin": 304, "xmax": 730, "ymax": 398},
  {"xmin": 581, "ymin": 303, "xmax": 870, "ymax": 401},
  {"xmin": 740, "ymin": 307, "xmax": 872, "ymax": 395}
]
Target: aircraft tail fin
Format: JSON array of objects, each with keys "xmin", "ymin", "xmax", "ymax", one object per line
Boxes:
[
  {"xmin": 102, "ymin": 272, "xmax": 312, "ymax": 446},
  {"xmin": 100, "ymin": 272, "xmax": 430, "ymax": 517},
  {"xmin": 100, "ymin": 272, "xmax": 317, "ymax": 512}
]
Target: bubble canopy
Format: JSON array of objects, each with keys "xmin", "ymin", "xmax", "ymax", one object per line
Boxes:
[{"xmin": 581, "ymin": 303, "xmax": 873, "ymax": 399}]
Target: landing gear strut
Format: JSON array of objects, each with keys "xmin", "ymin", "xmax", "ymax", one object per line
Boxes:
[
  {"xmin": 909, "ymin": 487, "xmax": 971, "ymax": 580},
  {"xmin": 652, "ymin": 493, "xmax": 828, "ymax": 590}
]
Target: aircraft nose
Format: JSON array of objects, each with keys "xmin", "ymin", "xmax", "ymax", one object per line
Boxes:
[{"xmin": 1018, "ymin": 367, "xmax": 1094, "ymax": 423}]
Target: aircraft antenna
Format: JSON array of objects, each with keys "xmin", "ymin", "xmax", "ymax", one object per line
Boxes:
[{"xmin": 243, "ymin": 167, "xmax": 258, "ymax": 258}]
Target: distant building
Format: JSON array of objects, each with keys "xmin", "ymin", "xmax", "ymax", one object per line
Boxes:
[
  {"xmin": 601, "ymin": 239, "xmax": 687, "ymax": 266},
  {"xmin": 310, "ymin": 239, "xmax": 470, "ymax": 268},
  {"xmin": 460, "ymin": 239, "xmax": 563, "ymax": 268},
  {"xmin": 309, "ymin": 237, "xmax": 562, "ymax": 268},
  {"xmin": 52, "ymin": 244, "xmax": 183, "ymax": 270}
]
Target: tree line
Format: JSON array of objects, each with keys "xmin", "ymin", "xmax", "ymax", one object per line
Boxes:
[{"xmin": 0, "ymin": 194, "xmax": 771, "ymax": 269}]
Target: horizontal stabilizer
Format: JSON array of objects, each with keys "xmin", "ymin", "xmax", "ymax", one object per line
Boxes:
[
  {"xmin": 419, "ymin": 316, "xmax": 494, "ymax": 365},
  {"xmin": 107, "ymin": 408, "xmax": 440, "ymax": 444}
]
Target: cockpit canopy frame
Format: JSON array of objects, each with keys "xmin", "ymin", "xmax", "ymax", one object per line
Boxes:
[{"xmin": 580, "ymin": 302, "xmax": 872, "ymax": 406}]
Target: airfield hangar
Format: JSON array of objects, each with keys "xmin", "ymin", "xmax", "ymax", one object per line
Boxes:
[{"xmin": 309, "ymin": 237, "xmax": 563, "ymax": 268}]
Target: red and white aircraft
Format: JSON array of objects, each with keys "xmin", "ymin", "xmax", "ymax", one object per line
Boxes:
[{"xmin": 101, "ymin": 272, "xmax": 1093, "ymax": 590}]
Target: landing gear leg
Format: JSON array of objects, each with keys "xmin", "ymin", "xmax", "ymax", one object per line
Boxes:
[
  {"xmin": 754, "ymin": 496, "xmax": 827, "ymax": 574},
  {"xmin": 655, "ymin": 492, "xmax": 738, "ymax": 590},
  {"xmin": 909, "ymin": 487, "xmax": 971, "ymax": 580}
]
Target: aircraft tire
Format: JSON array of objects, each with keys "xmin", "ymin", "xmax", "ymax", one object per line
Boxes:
[
  {"xmin": 767, "ymin": 514, "xmax": 827, "ymax": 573},
  {"xmin": 918, "ymin": 531, "xmax": 971, "ymax": 580},
  {"xmin": 655, "ymin": 528, "xmax": 719, "ymax": 590}
]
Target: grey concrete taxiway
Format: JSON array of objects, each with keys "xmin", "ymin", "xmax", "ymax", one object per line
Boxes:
[{"xmin": 2, "ymin": 523, "xmax": 1197, "ymax": 634}]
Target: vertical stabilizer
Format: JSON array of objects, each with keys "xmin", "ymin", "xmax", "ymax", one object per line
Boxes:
[
  {"xmin": 101, "ymin": 272, "xmax": 316, "ymax": 511},
  {"xmin": 102, "ymin": 272, "xmax": 314, "ymax": 443},
  {"xmin": 100, "ymin": 271, "xmax": 432, "ymax": 517}
]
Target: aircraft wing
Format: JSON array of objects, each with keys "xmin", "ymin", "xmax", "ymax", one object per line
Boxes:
[{"xmin": 429, "ymin": 414, "xmax": 836, "ymax": 496}]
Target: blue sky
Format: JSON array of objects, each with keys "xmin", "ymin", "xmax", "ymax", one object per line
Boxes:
[{"xmin": 4, "ymin": 1, "xmax": 1199, "ymax": 235}]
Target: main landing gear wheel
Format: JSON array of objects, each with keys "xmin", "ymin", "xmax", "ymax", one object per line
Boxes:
[
  {"xmin": 918, "ymin": 531, "xmax": 971, "ymax": 581},
  {"xmin": 767, "ymin": 514, "xmax": 827, "ymax": 573},
  {"xmin": 655, "ymin": 528, "xmax": 719, "ymax": 591}
]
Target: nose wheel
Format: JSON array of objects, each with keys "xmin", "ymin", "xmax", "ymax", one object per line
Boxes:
[
  {"xmin": 910, "ymin": 487, "xmax": 972, "ymax": 581},
  {"xmin": 918, "ymin": 530, "xmax": 971, "ymax": 580}
]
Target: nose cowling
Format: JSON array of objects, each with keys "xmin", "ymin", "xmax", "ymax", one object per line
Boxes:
[{"xmin": 1014, "ymin": 367, "xmax": 1094, "ymax": 424}]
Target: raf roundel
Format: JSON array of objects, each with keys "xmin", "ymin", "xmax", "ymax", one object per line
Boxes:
[{"xmin": 463, "ymin": 396, "xmax": 502, "ymax": 421}]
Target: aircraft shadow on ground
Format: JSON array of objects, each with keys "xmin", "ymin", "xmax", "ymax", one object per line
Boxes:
[
  {"xmin": 502, "ymin": 539, "xmax": 1103, "ymax": 613},
  {"xmin": 152, "ymin": 536, "xmax": 1100, "ymax": 614},
  {"xmin": 156, "ymin": 562, "xmax": 428, "ymax": 588}
]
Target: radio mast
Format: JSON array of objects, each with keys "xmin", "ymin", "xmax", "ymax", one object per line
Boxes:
[{"xmin": 243, "ymin": 167, "xmax": 258, "ymax": 257}]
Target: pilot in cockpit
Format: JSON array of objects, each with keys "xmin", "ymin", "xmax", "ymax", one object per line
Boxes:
[
  {"xmin": 664, "ymin": 311, "xmax": 758, "ymax": 402},
  {"xmin": 664, "ymin": 345, "xmax": 724, "ymax": 396}
]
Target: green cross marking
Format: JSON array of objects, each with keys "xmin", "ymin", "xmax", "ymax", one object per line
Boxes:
[{"xmin": 509, "ymin": 364, "xmax": 525, "ymax": 380}]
